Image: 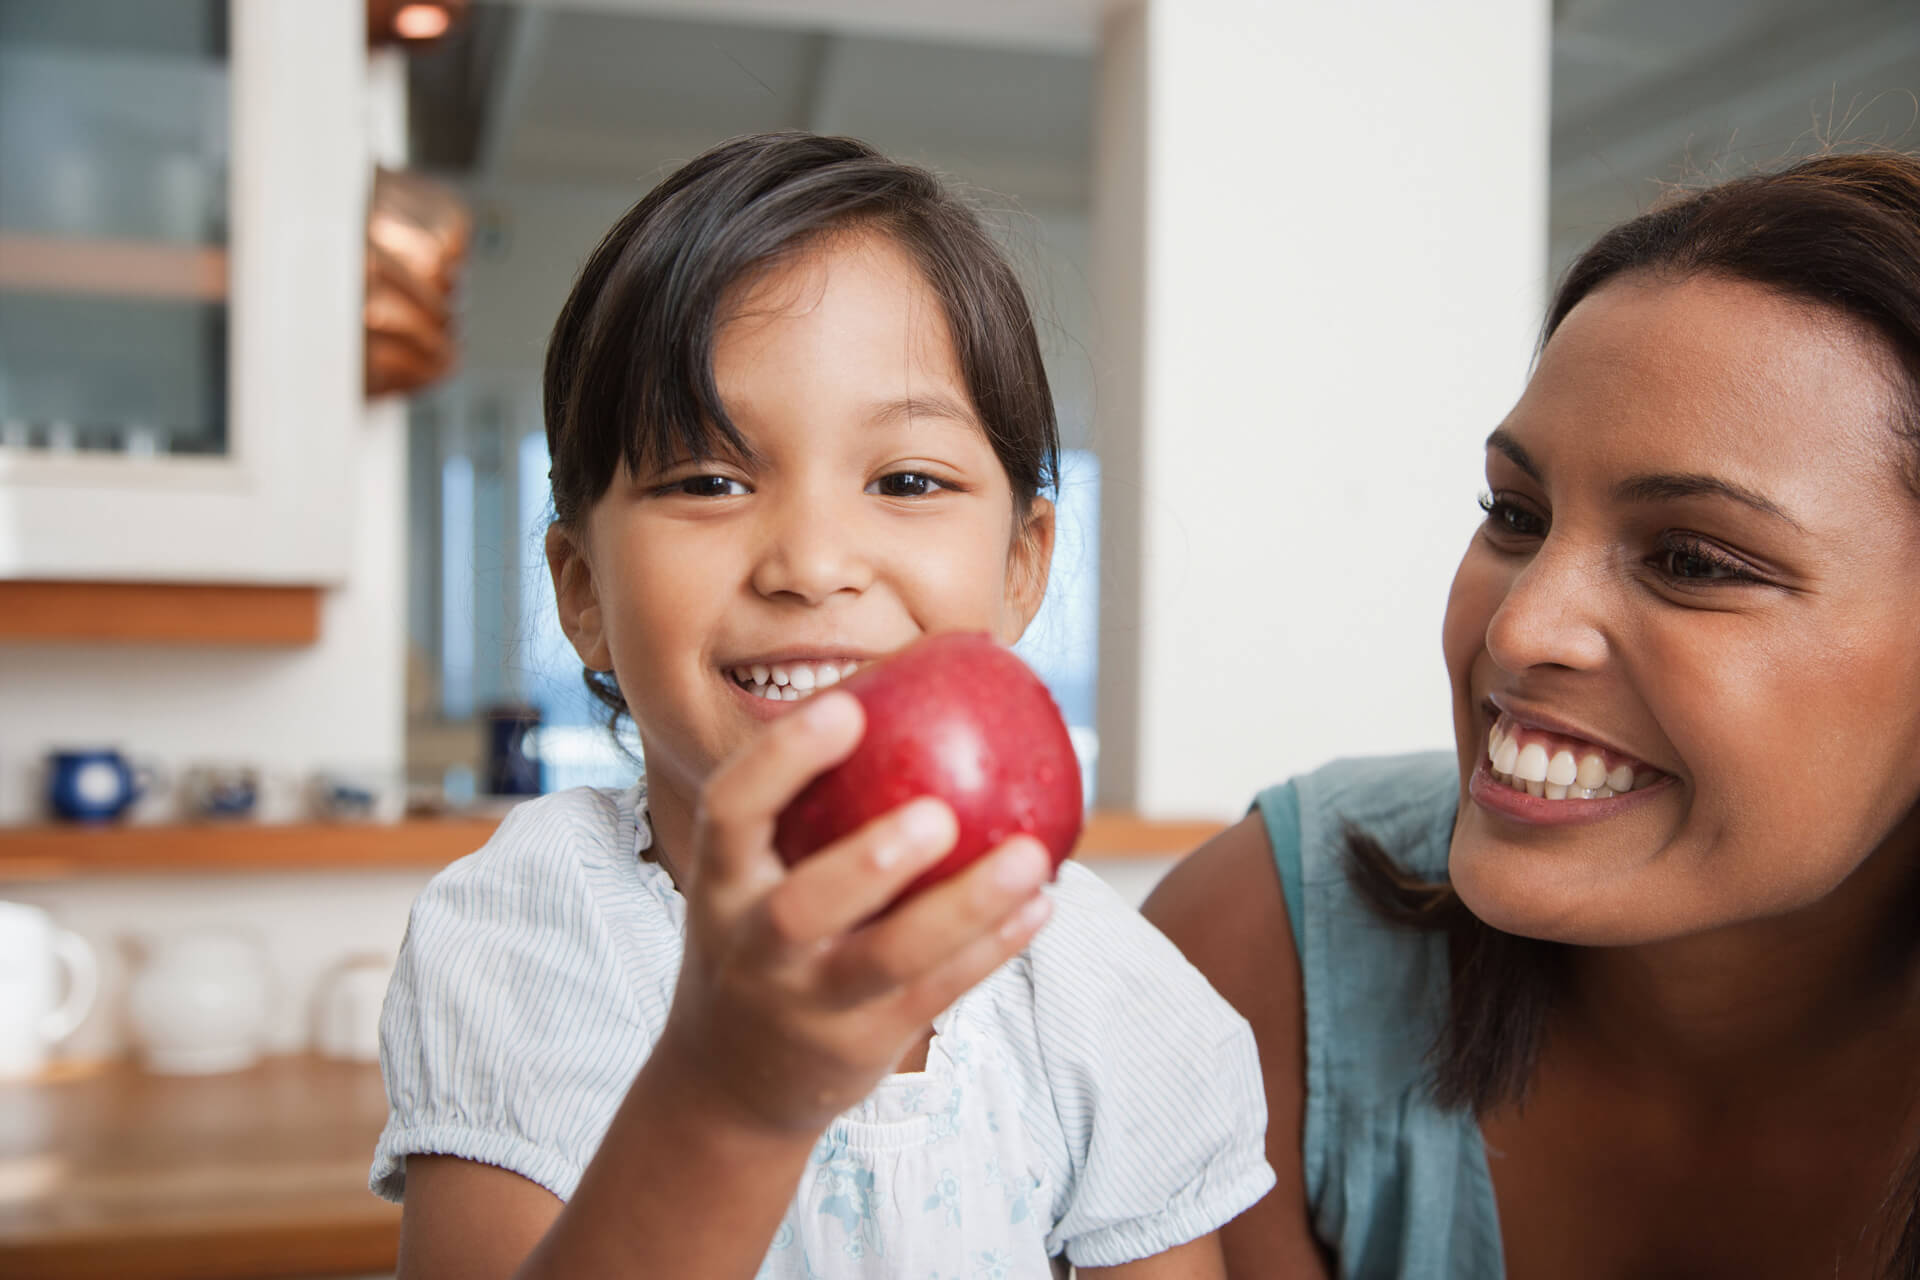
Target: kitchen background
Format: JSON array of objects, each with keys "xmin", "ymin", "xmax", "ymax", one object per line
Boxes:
[{"xmin": 1, "ymin": 0, "xmax": 1915, "ymax": 1276}]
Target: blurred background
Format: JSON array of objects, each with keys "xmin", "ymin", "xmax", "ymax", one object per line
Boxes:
[{"xmin": 0, "ymin": 0, "xmax": 1915, "ymax": 1275}]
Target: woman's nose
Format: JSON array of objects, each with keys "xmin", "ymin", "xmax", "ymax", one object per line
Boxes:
[
  {"xmin": 749, "ymin": 492, "xmax": 874, "ymax": 605},
  {"xmin": 1483, "ymin": 538, "xmax": 1610, "ymax": 676}
]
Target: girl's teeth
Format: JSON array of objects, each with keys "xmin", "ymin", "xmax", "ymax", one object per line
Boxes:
[
  {"xmin": 1607, "ymin": 764, "xmax": 1635, "ymax": 792},
  {"xmin": 734, "ymin": 659, "xmax": 863, "ymax": 699},
  {"xmin": 1546, "ymin": 750, "xmax": 1578, "ymax": 787},
  {"xmin": 1544, "ymin": 782, "xmax": 1569, "ymax": 800},
  {"xmin": 1493, "ymin": 736, "xmax": 1519, "ymax": 775},
  {"xmin": 1576, "ymin": 754, "xmax": 1608, "ymax": 789}
]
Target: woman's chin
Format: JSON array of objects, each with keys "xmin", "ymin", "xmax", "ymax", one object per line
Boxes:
[{"xmin": 1447, "ymin": 838, "xmax": 1650, "ymax": 947}]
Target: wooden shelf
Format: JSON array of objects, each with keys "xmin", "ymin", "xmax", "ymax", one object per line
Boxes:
[
  {"xmin": 0, "ymin": 233, "xmax": 228, "ymax": 302},
  {"xmin": 0, "ymin": 581, "xmax": 323, "ymax": 646},
  {"xmin": 0, "ymin": 817, "xmax": 503, "ymax": 882},
  {"xmin": 0, "ymin": 811, "xmax": 1217, "ymax": 882}
]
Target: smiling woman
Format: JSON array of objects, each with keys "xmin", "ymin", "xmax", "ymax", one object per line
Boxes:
[{"xmin": 1145, "ymin": 150, "xmax": 1920, "ymax": 1280}]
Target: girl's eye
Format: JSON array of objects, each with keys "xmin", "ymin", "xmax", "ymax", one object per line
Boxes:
[
  {"xmin": 1652, "ymin": 536, "xmax": 1759, "ymax": 584},
  {"xmin": 868, "ymin": 472, "xmax": 947, "ymax": 499},
  {"xmin": 670, "ymin": 475, "xmax": 747, "ymax": 498},
  {"xmin": 1477, "ymin": 491, "xmax": 1546, "ymax": 539}
]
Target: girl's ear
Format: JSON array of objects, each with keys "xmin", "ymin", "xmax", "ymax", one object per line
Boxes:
[
  {"xmin": 998, "ymin": 495, "xmax": 1057, "ymax": 645},
  {"xmin": 545, "ymin": 523, "xmax": 614, "ymax": 670}
]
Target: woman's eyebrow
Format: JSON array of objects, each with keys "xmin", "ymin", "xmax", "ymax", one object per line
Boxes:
[
  {"xmin": 1485, "ymin": 427, "xmax": 1540, "ymax": 481},
  {"xmin": 1486, "ymin": 427, "xmax": 1806, "ymax": 532},
  {"xmin": 1613, "ymin": 472, "xmax": 1805, "ymax": 531}
]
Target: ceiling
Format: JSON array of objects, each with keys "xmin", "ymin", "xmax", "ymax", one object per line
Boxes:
[
  {"xmin": 1550, "ymin": 0, "xmax": 1920, "ymax": 267},
  {"xmin": 410, "ymin": 0, "xmax": 1920, "ymax": 263},
  {"xmin": 409, "ymin": 2, "xmax": 1096, "ymax": 208}
]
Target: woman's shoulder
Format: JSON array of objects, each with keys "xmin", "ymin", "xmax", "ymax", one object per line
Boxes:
[{"xmin": 1257, "ymin": 750, "xmax": 1460, "ymax": 882}]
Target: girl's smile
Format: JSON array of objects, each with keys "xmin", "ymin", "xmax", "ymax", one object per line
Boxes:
[{"xmin": 722, "ymin": 655, "xmax": 875, "ymax": 716}]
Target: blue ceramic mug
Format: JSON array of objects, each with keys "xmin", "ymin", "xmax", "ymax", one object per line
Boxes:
[{"xmin": 46, "ymin": 749, "xmax": 155, "ymax": 823}]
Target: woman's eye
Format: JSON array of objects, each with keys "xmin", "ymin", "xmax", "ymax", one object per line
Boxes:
[
  {"xmin": 869, "ymin": 472, "xmax": 945, "ymax": 499},
  {"xmin": 1478, "ymin": 492, "xmax": 1545, "ymax": 538},
  {"xmin": 673, "ymin": 475, "xmax": 747, "ymax": 498},
  {"xmin": 1654, "ymin": 538, "xmax": 1755, "ymax": 583}
]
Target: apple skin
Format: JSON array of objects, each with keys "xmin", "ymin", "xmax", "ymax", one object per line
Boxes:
[{"xmin": 773, "ymin": 632, "xmax": 1084, "ymax": 899}]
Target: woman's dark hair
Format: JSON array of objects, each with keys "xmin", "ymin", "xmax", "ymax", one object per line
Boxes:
[
  {"xmin": 1345, "ymin": 149, "xmax": 1920, "ymax": 1274},
  {"xmin": 541, "ymin": 131, "xmax": 1060, "ymax": 728}
]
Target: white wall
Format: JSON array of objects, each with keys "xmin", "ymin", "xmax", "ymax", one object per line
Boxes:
[{"xmin": 1094, "ymin": 0, "xmax": 1552, "ymax": 817}]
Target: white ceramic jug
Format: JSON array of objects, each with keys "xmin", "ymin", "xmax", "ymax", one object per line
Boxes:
[
  {"xmin": 313, "ymin": 953, "xmax": 392, "ymax": 1062},
  {"xmin": 127, "ymin": 929, "xmax": 271, "ymax": 1075},
  {"xmin": 0, "ymin": 901, "xmax": 98, "ymax": 1079}
]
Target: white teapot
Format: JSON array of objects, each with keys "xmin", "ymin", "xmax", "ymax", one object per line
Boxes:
[
  {"xmin": 127, "ymin": 929, "xmax": 271, "ymax": 1075},
  {"xmin": 0, "ymin": 901, "xmax": 98, "ymax": 1079}
]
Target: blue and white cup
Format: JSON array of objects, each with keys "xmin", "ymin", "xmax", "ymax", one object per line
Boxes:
[{"xmin": 45, "ymin": 749, "xmax": 157, "ymax": 823}]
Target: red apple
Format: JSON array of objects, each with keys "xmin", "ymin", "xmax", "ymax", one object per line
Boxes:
[{"xmin": 773, "ymin": 632, "xmax": 1084, "ymax": 898}]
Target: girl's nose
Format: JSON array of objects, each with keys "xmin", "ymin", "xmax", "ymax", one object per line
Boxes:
[
  {"xmin": 1483, "ymin": 539, "xmax": 1610, "ymax": 676},
  {"xmin": 749, "ymin": 493, "xmax": 874, "ymax": 605}
]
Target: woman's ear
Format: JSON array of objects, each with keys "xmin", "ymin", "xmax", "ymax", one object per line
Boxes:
[
  {"xmin": 998, "ymin": 495, "xmax": 1057, "ymax": 645},
  {"xmin": 545, "ymin": 523, "xmax": 613, "ymax": 670}
]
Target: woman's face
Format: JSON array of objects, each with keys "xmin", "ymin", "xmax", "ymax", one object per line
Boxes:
[{"xmin": 1443, "ymin": 272, "xmax": 1920, "ymax": 946}]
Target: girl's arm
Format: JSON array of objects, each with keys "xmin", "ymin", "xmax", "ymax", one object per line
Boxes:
[
  {"xmin": 393, "ymin": 690, "xmax": 1057, "ymax": 1279},
  {"xmin": 1081, "ymin": 1233, "xmax": 1226, "ymax": 1278},
  {"xmin": 1141, "ymin": 814, "xmax": 1333, "ymax": 1280}
]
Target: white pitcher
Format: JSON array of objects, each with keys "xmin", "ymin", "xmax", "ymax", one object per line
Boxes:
[{"xmin": 0, "ymin": 901, "xmax": 98, "ymax": 1079}]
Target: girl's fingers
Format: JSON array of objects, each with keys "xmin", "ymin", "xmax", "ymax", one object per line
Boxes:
[
  {"xmin": 693, "ymin": 692, "xmax": 864, "ymax": 894},
  {"xmin": 820, "ymin": 837, "xmax": 1055, "ymax": 1005},
  {"xmin": 758, "ymin": 798, "xmax": 959, "ymax": 950},
  {"xmin": 894, "ymin": 885, "xmax": 1055, "ymax": 1027}
]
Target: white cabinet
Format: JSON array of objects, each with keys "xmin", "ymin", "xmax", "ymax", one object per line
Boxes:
[{"xmin": 0, "ymin": 0, "xmax": 366, "ymax": 584}]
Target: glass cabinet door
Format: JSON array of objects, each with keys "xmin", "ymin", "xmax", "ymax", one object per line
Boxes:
[
  {"xmin": 0, "ymin": 0, "xmax": 231, "ymax": 459},
  {"xmin": 0, "ymin": 0, "xmax": 365, "ymax": 586}
]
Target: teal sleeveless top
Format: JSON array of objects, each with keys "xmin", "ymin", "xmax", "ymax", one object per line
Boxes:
[{"xmin": 1253, "ymin": 752, "xmax": 1505, "ymax": 1278}]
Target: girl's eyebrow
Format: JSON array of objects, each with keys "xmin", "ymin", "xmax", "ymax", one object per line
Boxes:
[
  {"xmin": 869, "ymin": 394, "xmax": 980, "ymax": 429},
  {"xmin": 1485, "ymin": 428, "xmax": 1804, "ymax": 531}
]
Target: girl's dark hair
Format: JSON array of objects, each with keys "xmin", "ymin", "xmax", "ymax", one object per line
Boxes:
[
  {"xmin": 542, "ymin": 131, "xmax": 1060, "ymax": 728},
  {"xmin": 1345, "ymin": 149, "xmax": 1920, "ymax": 1273}
]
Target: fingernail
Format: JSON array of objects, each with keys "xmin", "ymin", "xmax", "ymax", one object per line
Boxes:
[
  {"xmin": 1002, "ymin": 893, "xmax": 1053, "ymax": 939},
  {"xmin": 994, "ymin": 839, "xmax": 1050, "ymax": 890},
  {"xmin": 801, "ymin": 690, "xmax": 858, "ymax": 732},
  {"xmin": 898, "ymin": 798, "xmax": 954, "ymax": 848}
]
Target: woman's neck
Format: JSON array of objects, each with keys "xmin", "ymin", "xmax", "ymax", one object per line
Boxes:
[{"xmin": 1558, "ymin": 808, "xmax": 1920, "ymax": 1099}]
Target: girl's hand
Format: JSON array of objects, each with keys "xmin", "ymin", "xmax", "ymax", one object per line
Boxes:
[{"xmin": 653, "ymin": 689, "xmax": 1056, "ymax": 1136}]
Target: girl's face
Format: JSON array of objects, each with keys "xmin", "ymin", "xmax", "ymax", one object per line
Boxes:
[
  {"xmin": 549, "ymin": 230, "xmax": 1053, "ymax": 821},
  {"xmin": 1443, "ymin": 273, "xmax": 1920, "ymax": 946}
]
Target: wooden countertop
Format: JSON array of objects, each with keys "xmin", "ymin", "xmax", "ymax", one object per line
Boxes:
[{"xmin": 0, "ymin": 1055, "xmax": 399, "ymax": 1280}]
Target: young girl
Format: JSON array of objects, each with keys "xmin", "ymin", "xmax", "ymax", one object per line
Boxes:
[
  {"xmin": 371, "ymin": 132, "xmax": 1273, "ymax": 1278},
  {"xmin": 1147, "ymin": 150, "xmax": 1920, "ymax": 1278}
]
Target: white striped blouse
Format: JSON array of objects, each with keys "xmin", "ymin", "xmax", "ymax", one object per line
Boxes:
[{"xmin": 371, "ymin": 782, "xmax": 1274, "ymax": 1274}]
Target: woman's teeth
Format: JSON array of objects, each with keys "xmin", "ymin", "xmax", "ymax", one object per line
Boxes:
[
  {"xmin": 729, "ymin": 660, "xmax": 862, "ymax": 701},
  {"xmin": 1485, "ymin": 718, "xmax": 1661, "ymax": 800}
]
